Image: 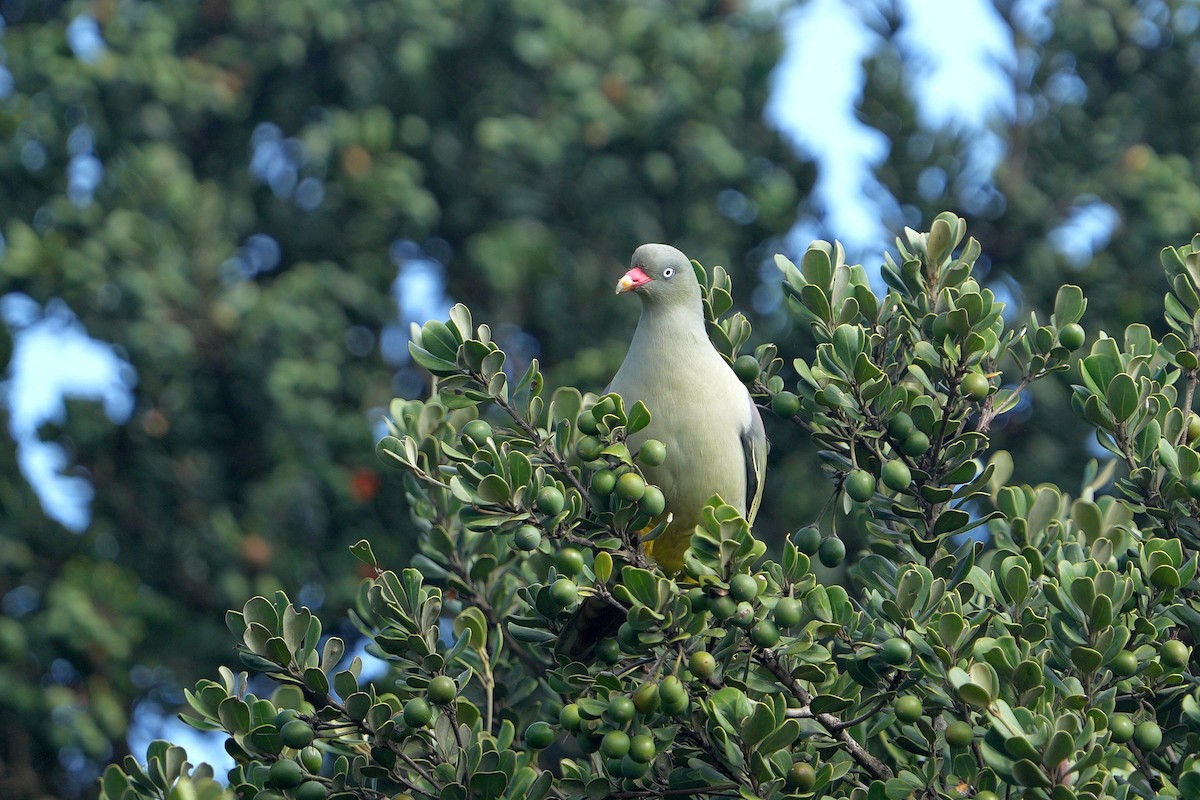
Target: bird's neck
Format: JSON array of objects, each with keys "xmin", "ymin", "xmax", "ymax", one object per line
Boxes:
[{"xmin": 632, "ymin": 299, "xmax": 710, "ymax": 355}]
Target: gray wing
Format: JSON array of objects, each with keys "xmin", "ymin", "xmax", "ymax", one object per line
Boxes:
[{"xmin": 741, "ymin": 396, "xmax": 768, "ymax": 524}]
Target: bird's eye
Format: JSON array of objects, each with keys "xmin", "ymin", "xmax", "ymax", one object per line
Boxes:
[{"xmin": 663, "ymin": 267, "xmax": 674, "ymax": 279}]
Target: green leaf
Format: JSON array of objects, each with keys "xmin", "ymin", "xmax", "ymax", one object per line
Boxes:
[
  {"xmin": 350, "ymin": 539, "xmax": 377, "ymax": 567},
  {"xmin": 476, "ymin": 474, "xmax": 511, "ymax": 505},
  {"xmin": 1105, "ymin": 372, "xmax": 1138, "ymax": 422},
  {"xmin": 626, "ymin": 401, "xmax": 652, "ymax": 435}
]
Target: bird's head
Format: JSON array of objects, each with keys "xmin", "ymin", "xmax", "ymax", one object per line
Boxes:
[{"xmin": 616, "ymin": 244, "xmax": 698, "ymax": 307}]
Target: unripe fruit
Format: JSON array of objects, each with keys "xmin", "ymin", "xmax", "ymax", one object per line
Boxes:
[
  {"xmin": 845, "ymin": 469, "xmax": 875, "ymax": 502},
  {"xmin": 881, "ymin": 460, "xmax": 911, "ymax": 492},
  {"xmin": 887, "ymin": 412, "xmax": 914, "ymax": 439},
  {"xmin": 1109, "ymin": 714, "xmax": 1134, "ymax": 743},
  {"xmin": 637, "ymin": 439, "xmax": 667, "ymax": 466},
  {"xmin": 268, "ymin": 759, "xmax": 303, "ymax": 789},
  {"xmin": 607, "ymin": 696, "xmax": 636, "ymax": 724},
  {"xmin": 577, "ymin": 410, "xmax": 600, "ymax": 435},
  {"xmin": 732, "ymin": 601, "xmax": 755, "ymax": 629},
  {"xmin": 733, "ymin": 354, "xmax": 760, "ymax": 382},
  {"xmin": 1186, "ymin": 472, "xmax": 1200, "ymax": 500},
  {"xmin": 894, "ymin": 696, "xmax": 923, "ymax": 723},
  {"xmin": 1134, "ymin": 720, "xmax": 1162, "ymax": 750},
  {"xmin": 402, "ymin": 698, "xmax": 432, "ymax": 728},
  {"xmin": 513, "ymin": 525, "xmax": 541, "ymax": 551},
  {"xmin": 296, "ymin": 781, "xmax": 327, "ymax": 800},
  {"xmin": 1059, "ymin": 322, "xmax": 1085, "ymax": 351},
  {"xmin": 279, "ymin": 719, "xmax": 314, "ymax": 749},
  {"xmin": 523, "ymin": 721, "xmax": 554, "ymax": 749},
  {"xmin": 629, "ymin": 733, "xmax": 656, "ymax": 763},
  {"xmin": 618, "ymin": 622, "xmax": 640, "ymax": 649},
  {"xmin": 615, "ymin": 472, "xmax": 646, "ymax": 502},
  {"xmin": 536, "ymin": 486, "xmax": 565, "ymax": 516},
  {"xmin": 881, "ymin": 637, "xmax": 912, "ymax": 666},
  {"xmin": 576, "ymin": 435, "xmax": 603, "ymax": 462},
  {"xmin": 600, "ymin": 730, "xmax": 630, "ymax": 758},
  {"xmin": 945, "ymin": 720, "xmax": 973, "ymax": 747},
  {"xmin": 274, "ymin": 708, "xmax": 299, "ymax": 729},
  {"xmin": 632, "ymin": 683, "xmax": 660, "ymax": 715},
  {"xmin": 792, "ymin": 526, "xmax": 822, "ymax": 555},
  {"xmin": 638, "ymin": 486, "xmax": 666, "ymax": 517},
  {"xmin": 689, "ymin": 651, "xmax": 717, "ymax": 678},
  {"xmin": 772, "ymin": 390, "xmax": 801, "ymax": 418},
  {"xmin": 559, "ymin": 703, "xmax": 582, "ymax": 731},
  {"xmin": 659, "ymin": 676, "xmax": 688, "ymax": 713},
  {"xmin": 1162, "ymin": 639, "xmax": 1190, "ymax": 669},
  {"xmin": 786, "ymin": 762, "xmax": 816, "ymax": 791},
  {"xmin": 555, "ymin": 547, "xmax": 584, "ymax": 576},
  {"xmin": 462, "ymin": 419, "xmax": 491, "ymax": 445},
  {"xmin": 596, "ymin": 638, "xmax": 621, "ymax": 663},
  {"xmin": 550, "ymin": 578, "xmax": 578, "ymax": 607},
  {"xmin": 1188, "ymin": 413, "xmax": 1200, "ymax": 442},
  {"xmin": 710, "ymin": 595, "xmax": 737, "ymax": 620},
  {"xmin": 773, "ymin": 598, "xmax": 802, "ymax": 628},
  {"xmin": 961, "ymin": 372, "xmax": 990, "ymax": 401},
  {"xmin": 427, "ymin": 676, "xmax": 456, "ymax": 704},
  {"xmin": 750, "ymin": 619, "xmax": 780, "ymax": 648},
  {"xmin": 901, "ymin": 431, "xmax": 930, "ymax": 457},
  {"xmin": 685, "ymin": 587, "xmax": 708, "ymax": 613},
  {"xmin": 975, "ymin": 793, "xmax": 999, "ymax": 800},
  {"xmin": 729, "ymin": 573, "xmax": 759, "ymax": 602},
  {"xmin": 620, "ymin": 754, "xmax": 649, "ymax": 778},
  {"xmin": 1110, "ymin": 651, "xmax": 1138, "ymax": 677},
  {"xmin": 818, "ymin": 537, "xmax": 846, "ymax": 567},
  {"xmin": 299, "ymin": 747, "xmax": 322, "ymax": 773},
  {"xmin": 591, "ymin": 468, "xmax": 617, "ymax": 496},
  {"xmin": 254, "ymin": 790, "xmax": 285, "ymax": 800}
]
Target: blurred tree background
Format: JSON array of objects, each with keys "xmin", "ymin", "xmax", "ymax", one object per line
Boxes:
[{"xmin": 0, "ymin": 0, "xmax": 1196, "ymax": 797}]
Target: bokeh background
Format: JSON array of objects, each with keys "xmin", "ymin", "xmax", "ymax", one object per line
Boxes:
[{"xmin": 2, "ymin": 0, "xmax": 1198, "ymax": 796}]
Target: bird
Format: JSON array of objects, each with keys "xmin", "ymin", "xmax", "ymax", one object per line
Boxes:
[{"xmin": 606, "ymin": 243, "xmax": 768, "ymax": 573}]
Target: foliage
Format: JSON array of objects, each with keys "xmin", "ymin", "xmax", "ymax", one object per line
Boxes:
[
  {"xmin": 103, "ymin": 215, "xmax": 1200, "ymax": 799},
  {"xmin": 0, "ymin": 2, "xmax": 805, "ymax": 794}
]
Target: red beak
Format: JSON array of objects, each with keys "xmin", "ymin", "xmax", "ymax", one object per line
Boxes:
[{"xmin": 616, "ymin": 266, "xmax": 652, "ymax": 294}]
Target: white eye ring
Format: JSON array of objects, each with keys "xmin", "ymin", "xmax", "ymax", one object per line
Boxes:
[{"xmin": 663, "ymin": 267, "xmax": 674, "ymax": 278}]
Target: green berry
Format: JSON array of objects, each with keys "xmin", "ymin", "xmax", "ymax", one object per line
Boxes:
[
  {"xmin": 1188, "ymin": 413, "xmax": 1200, "ymax": 442},
  {"xmin": 689, "ymin": 651, "xmax": 716, "ymax": 678},
  {"xmin": 606, "ymin": 695, "xmax": 636, "ymax": 724},
  {"xmin": 559, "ymin": 703, "xmax": 582, "ymax": 731},
  {"xmin": 577, "ymin": 410, "xmax": 599, "ymax": 435},
  {"xmin": 881, "ymin": 460, "xmax": 911, "ymax": 491},
  {"xmin": 628, "ymin": 733, "xmax": 656, "ymax": 763},
  {"xmin": 550, "ymin": 578, "xmax": 578, "ymax": 607},
  {"xmin": 615, "ymin": 472, "xmax": 646, "ymax": 502},
  {"xmin": 729, "ymin": 573, "xmax": 759, "ymax": 602},
  {"xmin": 773, "ymin": 597, "xmax": 802, "ymax": 628},
  {"xmin": 685, "ymin": 587, "xmax": 708, "ymax": 613},
  {"xmin": 274, "ymin": 708, "xmax": 300, "ymax": 729},
  {"xmin": 659, "ymin": 676, "xmax": 688, "ymax": 714},
  {"xmin": 894, "ymin": 696, "xmax": 923, "ymax": 723},
  {"xmin": 1058, "ymin": 322, "xmax": 1085, "ymax": 351},
  {"xmin": 576, "ymin": 435, "xmax": 603, "ymax": 462},
  {"xmin": 886, "ymin": 412, "xmax": 914, "ymax": 439},
  {"xmin": 591, "ymin": 468, "xmax": 617, "ymax": 496},
  {"xmin": 268, "ymin": 759, "xmax": 303, "ymax": 789},
  {"xmin": 402, "ymin": 698, "xmax": 432, "ymax": 728},
  {"xmin": 462, "ymin": 419, "xmax": 492, "ymax": 445},
  {"xmin": 733, "ymin": 354, "xmax": 760, "ymax": 382},
  {"xmin": 901, "ymin": 431, "xmax": 930, "ymax": 457},
  {"xmin": 523, "ymin": 721, "xmax": 554, "ymax": 749},
  {"xmin": 792, "ymin": 526, "xmax": 822, "ymax": 555},
  {"xmin": 1109, "ymin": 714, "xmax": 1134, "ymax": 743},
  {"xmin": 818, "ymin": 537, "xmax": 846, "ymax": 568},
  {"xmin": 554, "ymin": 547, "xmax": 584, "ymax": 576},
  {"xmin": 296, "ymin": 781, "xmax": 327, "ymax": 800},
  {"xmin": 620, "ymin": 754, "xmax": 648, "ymax": 778},
  {"xmin": 771, "ymin": 390, "xmax": 801, "ymax": 418},
  {"xmin": 633, "ymin": 683, "xmax": 660, "ymax": 715},
  {"xmin": 731, "ymin": 601, "xmax": 755, "ymax": 629},
  {"xmin": 1162, "ymin": 640, "xmax": 1190, "ymax": 669},
  {"xmin": 945, "ymin": 720, "xmax": 973, "ymax": 747},
  {"xmin": 637, "ymin": 439, "xmax": 667, "ymax": 466},
  {"xmin": 880, "ymin": 637, "xmax": 913, "ymax": 666},
  {"xmin": 536, "ymin": 486, "xmax": 565, "ymax": 516},
  {"xmin": 1134, "ymin": 720, "xmax": 1162, "ymax": 751},
  {"xmin": 299, "ymin": 746, "xmax": 322, "ymax": 773},
  {"xmin": 961, "ymin": 372, "xmax": 990, "ymax": 401},
  {"xmin": 513, "ymin": 525, "xmax": 541, "ymax": 551},
  {"xmin": 600, "ymin": 730, "xmax": 630, "ymax": 758},
  {"xmin": 786, "ymin": 762, "xmax": 816, "ymax": 791},
  {"xmin": 596, "ymin": 638, "xmax": 621, "ymax": 664},
  {"xmin": 975, "ymin": 793, "xmax": 999, "ymax": 800},
  {"xmin": 710, "ymin": 595, "xmax": 737, "ymax": 620},
  {"xmin": 1186, "ymin": 472, "xmax": 1200, "ymax": 500},
  {"xmin": 1110, "ymin": 651, "xmax": 1138, "ymax": 677},
  {"xmin": 279, "ymin": 719, "xmax": 314, "ymax": 749},
  {"xmin": 845, "ymin": 469, "xmax": 875, "ymax": 502},
  {"xmin": 750, "ymin": 619, "xmax": 780, "ymax": 648},
  {"xmin": 638, "ymin": 486, "xmax": 666, "ymax": 516},
  {"xmin": 427, "ymin": 676, "xmax": 456, "ymax": 705}
]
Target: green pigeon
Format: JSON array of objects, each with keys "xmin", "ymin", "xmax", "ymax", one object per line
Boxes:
[{"xmin": 607, "ymin": 243, "xmax": 768, "ymax": 572}]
